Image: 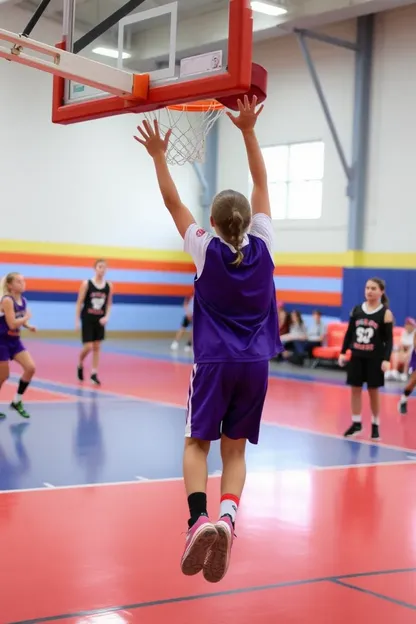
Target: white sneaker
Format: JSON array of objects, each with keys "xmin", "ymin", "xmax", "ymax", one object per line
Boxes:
[
  {"xmin": 171, "ymin": 341, "xmax": 179, "ymax": 350},
  {"xmin": 400, "ymin": 373, "xmax": 408, "ymax": 382},
  {"xmin": 184, "ymin": 345, "xmax": 192, "ymax": 353}
]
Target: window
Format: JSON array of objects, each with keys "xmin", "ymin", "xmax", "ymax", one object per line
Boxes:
[{"xmin": 249, "ymin": 141, "xmax": 324, "ymax": 220}]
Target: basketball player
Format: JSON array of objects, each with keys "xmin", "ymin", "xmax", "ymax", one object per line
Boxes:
[
  {"xmin": 0, "ymin": 273, "xmax": 36, "ymax": 419},
  {"xmin": 75, "ymin": 260, "xmax": 113, "ymax": 386},
  {"xmin": 134, "ymin": 95, "xmax": 282, "ymax": 583},
  {"xmin": 338, "ymin": 278, "xmax": 393, "ymax": 440},
  {"xmin": 398, "ymin": 332, "xmax": 416, "ymax": 414},
  {"xmin": 171, "ymin": 294, "xmax": 194, "ymax": 352}
]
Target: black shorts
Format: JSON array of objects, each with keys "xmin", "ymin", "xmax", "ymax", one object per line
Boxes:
[
  {"xmin": 181, "ymin": 316, "xmax": 192, "ymax": 329},
  {"xmin": 81, "ymin": 319, "xmax": 105, "ymax": 344},
  {"xmin": 346, "ymin": 355, "xmax": 384, "ymax": 389}
]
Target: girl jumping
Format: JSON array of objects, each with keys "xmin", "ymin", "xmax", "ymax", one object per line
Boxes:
[
  {"xmin": 0, "ymin": 273, "xmax": 36, "ymax": 419},
  {"xmin": 135, "ymin": 96, "xmax": 282, "ymax": 583},
  {"xmin": 339, "ymin": 278, "xmax": 393, "ymax": 440}
]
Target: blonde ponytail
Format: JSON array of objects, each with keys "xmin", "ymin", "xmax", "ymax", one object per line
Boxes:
[
  {"xmin": 211, "ymin": 189, "xmax": 251, "ymax": 268},
  {"xmin": 229, "ymin": 210, "xmax": 245, "ymax": 267},
  {"xmin": 1, "ymin": 272, "xmax": 18, "ymax": 296}
]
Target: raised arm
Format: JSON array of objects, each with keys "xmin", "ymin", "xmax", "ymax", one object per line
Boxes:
[
  {"xmin": 227, "ymin": 95, "xmax": 270, "ymax": 218},
  {"xmin": 134, "ymin": 120, "xmax": 195, "ymax": 238}
]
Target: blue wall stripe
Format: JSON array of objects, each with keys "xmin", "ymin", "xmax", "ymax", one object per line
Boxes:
[
  {"xmin": 24, "ymin": 292, "xmax": 342, "ymax": 316},
  {"xmin": 24, "ymin": 302, "xmax": 341, "ymax": 332},
  {"xmin": 0, "ymin": 264, "xmax": 342, "ymax": 292},
  {"xmin": 283, "ymin": 303, "xmax": 342, "ymax": 317},
  {"xmin": 27, "ymin": 302, "xmax": 186, "ymax": 332},
  {"xmin": 0, "ymin": 264, "xmax": 195, "ymax": 286},
  {"xmin": 274, "ymin": 276, "xmax": 342, "ymax": 293},
  {"xmin": 25, "ymin": 291, "xmax": 186, "ymax": 306}
]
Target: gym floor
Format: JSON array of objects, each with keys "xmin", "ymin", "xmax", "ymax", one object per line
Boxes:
[{"xmin": 1, "ymin": 339, "xmax": 416, "ymax": 623}]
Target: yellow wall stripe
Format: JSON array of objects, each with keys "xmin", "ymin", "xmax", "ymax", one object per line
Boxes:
[{"xmin": 1, "ymin": 240, "xmax": 416, "ymax": 269}]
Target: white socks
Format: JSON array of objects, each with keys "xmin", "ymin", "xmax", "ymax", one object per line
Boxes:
[{"xmin": 220, "ymin": 495, "xmax": 239, "ymax": 524}]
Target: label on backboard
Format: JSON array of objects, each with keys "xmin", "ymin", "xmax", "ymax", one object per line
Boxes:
[
  {"xmin": 69, "ymin": 82, "xmax": 106, "ymax": 102},
  {"xmin": 180, "ymin": 50, "xmax": 223, "ymax": 78}
]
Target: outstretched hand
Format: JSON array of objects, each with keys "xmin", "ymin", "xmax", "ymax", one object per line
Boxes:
[
  {"xmin": 226, "ymin": 95, "xmax": 264, "ymax": 132},
  {"xmin": 134, "ymin": 120, "xmax": 172, "ymax": 158}
]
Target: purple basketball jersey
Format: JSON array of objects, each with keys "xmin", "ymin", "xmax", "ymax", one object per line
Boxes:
[
  {"xmin": 184, "ymin": 214, "xmax": 282, "ymax": 363},
  {"xmin": 410, "ymin": 349, "xmax": 416, "ymax": 373},
  {"xmin": 0, "ymin": 295, "xmax": 26, "ymax": 337}
]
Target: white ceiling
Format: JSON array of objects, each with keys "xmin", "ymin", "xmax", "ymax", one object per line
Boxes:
[
  {"xmin": 11, "ymin": 0, "xmax": 416, "ymax": 42},
  {"xmin": 16, "ymin": 0, "xmax": 306, "ymax": 31}
]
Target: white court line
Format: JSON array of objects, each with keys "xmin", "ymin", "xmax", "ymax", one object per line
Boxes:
[
  {"xmin": 14, "ymin": 373, "xmax": 416, "ymax": 456},
  {"xmin": 1, "ymin": 461, "xmax": 416, "ymax": 495},
  {"xmin": 0, "ymin": 400, "xmax": 79, "ymax": 405},
  {"xmin": 262, "ymin": 420, "xmax": 416, "ymax": 456}
]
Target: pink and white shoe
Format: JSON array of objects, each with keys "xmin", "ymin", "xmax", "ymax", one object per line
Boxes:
[
  {"xmin": 203, "ymin": 515, "xmax": 234, "ymax": 583},
  {"xmin": 181, "ymin": 515, "xmax": 218, "ymax": 576}
]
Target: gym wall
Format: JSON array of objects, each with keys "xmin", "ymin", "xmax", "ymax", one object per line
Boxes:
[
  {"xmin": 0, "ymin": 4, "xmax": 200, "ymax": 333},
  {"xmin": 219, "ymin": 5, "xmax": 416, "ymax": 326}
]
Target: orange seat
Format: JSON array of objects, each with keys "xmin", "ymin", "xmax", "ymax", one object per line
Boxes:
[{"xmin": 312, "ymin": 322, "xmax": 350, "ymax": 365}]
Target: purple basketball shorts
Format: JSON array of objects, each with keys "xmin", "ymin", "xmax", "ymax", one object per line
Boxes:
[
  {"xmin": 409, "ymin": 350, "xmax": 416, "ymax": 374},
  {"xmin": 185, "ymin": 360, "xmax": 269, "ymax": 445},
  {"xmin": 0, "ymin": 336, "xmax": 26, "ymax": 362}
]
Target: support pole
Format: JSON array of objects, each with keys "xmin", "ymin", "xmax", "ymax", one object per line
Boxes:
[
  {"xmin": 73, "ymin": 0, "xmax": 146, "ymax": 54},
  {"xmin": 21, "ymin": 0, "xmax": 53, "ymax": 38},
  {"xmin": 192, "ymin": 121, "xmax": 219, "ymax": 231},
  {"xmin": 296, "ymin": 31, "xmax": 352, "ymax": 184},
  {"xmin": 348, "ymin": 15, "xmax": 374, "ymax": 251},
  {"xmin": 294, "ymin": 28, "xmax": 358, "ymax": 52}
]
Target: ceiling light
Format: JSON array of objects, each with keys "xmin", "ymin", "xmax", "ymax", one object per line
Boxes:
[
  {"xmin": 251, "ymin": 1, "xmax": 288, "ymax": 16},
  {"xmin": 92, "ymin": 47, "xmax": 131, "ymax": 60}
]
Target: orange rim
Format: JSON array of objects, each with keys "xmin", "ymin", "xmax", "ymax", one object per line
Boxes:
[{"xmin": 167, "ymin": 99, "xmax": 224, "ymax": 113}]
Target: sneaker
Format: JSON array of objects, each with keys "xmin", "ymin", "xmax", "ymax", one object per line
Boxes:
[
  {"xmin": 343, "ymin": 422, "xmax": 362, "ymax": 438},
  {"xmin": 400, "ymin": 373, "xmax": 408, "ymax": 382},
  {"xmin": 371, "ymin": 424, "xmax": 380, "ymax": 440},
  {"xmin": 10, "ymin": 401, "xmax": 30, "ymax": 419},
  {"xmin": 90, "ymin": 373, "xmax": 101, "ymax": 386},
  {"xmin": 181, "ymin": 515, "xmax": 218, "ymax": 577},
  {"xmin": 77, "ymin": 366, "xmax": 84, "ymax": 382},
  {"xmin": 203, "ymin": 515, "xmax": 234, "ymax": 583},
  {"xmin": 398, "ymin": 400, "xmax": 408, "ymax": 415},
  {"xmin": 0, "ymin": 412, "xmax": 6, "ymax": 420},
  {"xmin": 171, "ymin": 341, "xmax": 179, "ymax": 351}
]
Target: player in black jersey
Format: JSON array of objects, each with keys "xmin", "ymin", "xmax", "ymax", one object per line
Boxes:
[
  {"xmin": 338, "ymin": 278, "xmax": 393, "ymax": 440},
  {"xmin": 75, "ymin": 259, "xmax": 113, "ymax": 386}
]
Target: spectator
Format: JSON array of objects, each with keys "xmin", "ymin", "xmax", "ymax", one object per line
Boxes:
[
  {"xmin": 304, "ymin": 309, "xmax": 326, "ymax": 359},
  {"xmin": 280, "ymin": 310, "xmax": 307, "ymax": 361},
  {"xmin": 385, "ymin": 317, "xmax": 416, "ymax": 381}
]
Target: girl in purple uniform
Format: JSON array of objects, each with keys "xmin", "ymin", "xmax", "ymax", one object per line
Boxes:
[
  {"xmin": 398, "ymin": 332, "xmax": 416, "ymax": 415},
  {"xmin": 0, "ymin": 273, "xmax": 36, "ymax": 419},
  {"xmin": 135, "ymin": 96, "xmax": 282, "ymax": 583}
]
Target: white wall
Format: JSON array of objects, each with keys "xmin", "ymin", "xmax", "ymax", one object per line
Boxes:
[
  {"xmin": 218, "ymin": 20, "xmax": 356, "ymax": 254},
  {"xmin": 365, "ymin": 4, "xmax": 416, "ymax": 253},
  {"xmin": 0, "ymin": 5, "xmax": 202, "ymax": 251}
]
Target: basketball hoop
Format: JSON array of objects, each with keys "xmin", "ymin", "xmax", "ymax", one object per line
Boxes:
[
  {"xmin": 142, "ymin": 63, "xmax": 268, "ymax": 166},
  {"xmin": 143, "ymin": 99, "xmax": 225, "ymax": 167}
]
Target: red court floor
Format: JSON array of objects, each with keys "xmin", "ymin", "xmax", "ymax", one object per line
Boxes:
[{"xmin": 0, "ymin": 339, "xmax": 415, "ymax": 623}]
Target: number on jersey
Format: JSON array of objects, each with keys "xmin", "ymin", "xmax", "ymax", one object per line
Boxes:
[{"xmin": 356, "ymin": 327, "xmax": 374, "ymax": 344}]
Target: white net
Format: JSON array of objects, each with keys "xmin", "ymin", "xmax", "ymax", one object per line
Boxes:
[{"xmin": 142, "ymin": 101, "xmax": 225, "ymax": 166}]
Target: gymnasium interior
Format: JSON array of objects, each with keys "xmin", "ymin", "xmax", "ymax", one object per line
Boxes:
[{"xmin": 1, "ymin": 0, "xmax": 416, "ymax": 622}]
